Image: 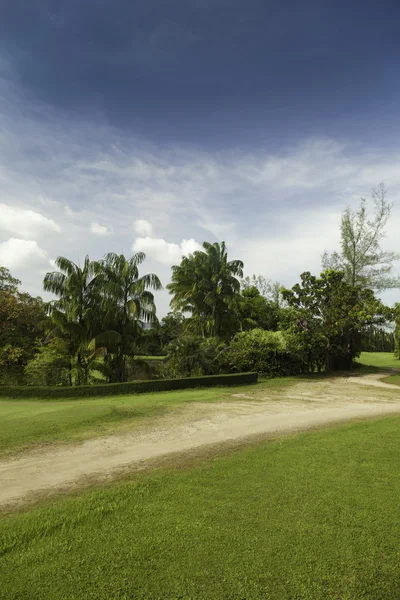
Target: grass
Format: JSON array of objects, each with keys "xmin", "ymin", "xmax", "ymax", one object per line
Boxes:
[
  {"xmin": 136, "ymin": 355, "xmax": 166, "ymax": 362},
  {"xmin": 0, "ymin": 377, "xmax": 295, "ymax": 457},
  {"xmin": 382, "ymin": 374, "xmax": 400, "ymax": 386},
  {"xmin": 2, "ymin": 416, "xmax": 400, "ymax": 599},
  {"xmin": 358, "ymin": 351, "xmax": 400, "ymax": 369}
]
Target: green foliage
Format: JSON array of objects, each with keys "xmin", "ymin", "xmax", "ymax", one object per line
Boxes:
[
  {"xmin": 361, "ymin": 326, "xmax": 395, "ymax": 352},
  {"xmin": 97, "ymin": 252, "xmax": 162, "ymax": 382},
  {"xmin": 237, "ymin": 286, "xmax": 281, "ymax": 331},
  {"xmin": 282, "ymin": 269, "xmax": 392, "ymax": 371},
  {"xmin": 241, "ymin": 274, "xmax": 283, "ymax": 305},
  {"xmin": 24, "ymin": 340, "xmax": 71, "ymax": 386},
  {"xmin": 43, "ymin": 255, "xmax": 108, "ymax": 385},
  {"xmin": 43, "ymin": 253, "xmax": 162, "ymax": 385},
  {"xmin": 160, "ymin": 335, "xmax": 221, "ymax": 378},
  {"xmin": 167, "ymin": 241, "xmax": 243, "ymax": 338},
  {"xmin": 322, "ymin": 183, "xmax": 399, "ymax": 290},
  {"xmin": 0, "ymin": 372, "xmax": 258, "ymax": 399},
  {"xmin": 0, "ymin": 266, "xmax": 21, "ymax": 293},
  {"xmin": 158, "ymin": 311, "xmax": 185, "ymax": 347},
  {"xmin": 219, "ymin": 328, "xmax": 304, "ymax": 377},
  {"xmin": 0, "ymin": 280, "xmax": 47, "ymax": 384}
]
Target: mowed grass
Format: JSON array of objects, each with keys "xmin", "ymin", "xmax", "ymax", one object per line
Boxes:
[
  {"xmin": 382, "ymin": 374, "xmax": 400, "ymax": 386},
  {"xmin": 2, "ymin": 417, "xmax": 400, "ymax": 599},
  {"xmin": 358, "ymin": 351, "xmax": 400, "ymax": 369},
  {"xmin": 0, "ymin": 378, "xmax": 295, "ymax": 457}
]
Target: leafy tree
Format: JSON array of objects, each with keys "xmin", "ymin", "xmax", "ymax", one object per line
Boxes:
[
  {"xmin": 241, "ymin": 275, "xmax": 283, "ymax": 305},
  {"xmin": 25, "ymin": 339, "xmax": 71, "ymax": 386},
  {"xmin": 219, "ymin": 329, "xmax": 304, "ymax": 377},
  {"xmin": 361, "ymin": 326, "xmax": 395, "ymax": 353},
  {"xmin": 97, "ymin": 252, "xmax": 162, "ymax": 382},
  {"xmin": 161, "ymin": 335, "xmax": 220, "ymax": 378},
  {"xmin": 0, "ymin": 266, "xmax": 21, "ymax": 293},
  {"xmin": 0, "ymin": 281, "xmax": 47, "ymax": 384},
  {"xmin": 237, "ymin": 286, "xmax": 280, "ymax": 331},
  {"xmin": 43, "ymin": 255, "xmax": 107, "ymax": 385},
  {"xmin": 158, "ymin": 312, "xmax": 185, "ymax": 348},
  {"xmin": 168, "ymin": 241, "xmax": 243, "ymax": 338},
  {"xmin": 282, "ymin": 270, "xmax": 391, "ymax": 371},
  {"xmin": 322, "ymin": 183, "xmax": 399, "ymax": 291}
]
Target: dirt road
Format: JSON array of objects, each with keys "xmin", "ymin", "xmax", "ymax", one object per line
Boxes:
[{"xmin": 1, "ymin": 372, "xmax": 399, "ymax": 509}]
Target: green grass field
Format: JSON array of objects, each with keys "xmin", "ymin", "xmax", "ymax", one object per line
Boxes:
[
  {"xmin": 382, "ymin": 374, "xmax": 400, "ymax": 386},
  {"xmin": 0, "ymin": 377, "xmax": 294, "ymax": 457},
  {"xmin": 358, "ymin": 352, "xmax": 400, "ymax": 369},
  {"xmin": 2, "ymin": 416, "xmax": 400, "ymax": 599}
]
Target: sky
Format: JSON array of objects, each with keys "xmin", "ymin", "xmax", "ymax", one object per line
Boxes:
[{"xmin": 1, "ymin": 0, "xmax": 400, "ymax": 315}]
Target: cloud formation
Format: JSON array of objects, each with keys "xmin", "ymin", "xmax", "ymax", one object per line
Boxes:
[
  {"xmin": 0, "ymin": 238, "xmax": 51, "ymax": 270},
  {"xmin": 133, "ymin": 237, "xmax": 202, "ymax": 265},
  {"xmin": 0, "ymin": 204, "xmax": 60, "ymax": 238},
  {"xmin": 90, "ymin": 222, "xmax": 112, "ymax": 236},
  {"xmin": 134, "ymin": 220, "xmax": 153, "ymax": 236},
  {"xmin": 1, "ymin": 63, "xmax": 400, "ymax": 310}
]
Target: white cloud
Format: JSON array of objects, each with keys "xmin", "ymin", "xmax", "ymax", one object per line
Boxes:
[
  {"xmin": 2, "ymin": 66, "xmax": 400, "ymax": 312},
  {"xmin": 0, "ymin": 238, "xmax": 51, "ymax": 270},
  {"xmin": 90, "ymin": 222, "xmax": 112, "ymax": 236},
  {"xmin": 0, "ymin": 203, "xmax": 61, "ymax": 238},
  {"xmin": 133, "ymin": 237, "xmax": 202, "ymax": 265},
  {"xmin": 134, "ymin": 219, "xmax": 153, "ymax": 236}
]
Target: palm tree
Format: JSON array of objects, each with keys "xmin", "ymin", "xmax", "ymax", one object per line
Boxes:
[
  {"xmin": 98, "ymin": 252, "xmax": 162, "ymax": 382},
  {"xmin": 43, "ymin": 255, "xmax": 105, "ymax": 385},
  {"xmin": 167, "ymin": 241, "xmax": 244, "ymax": 338}
]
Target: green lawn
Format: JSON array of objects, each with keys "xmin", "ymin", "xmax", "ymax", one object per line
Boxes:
[
  {"xmin": 0, "ymin": 377, "xmax": 294, "ymax": 457},
  {"xmin": 358, "ymin": 352, "xmax": 400, "ymax": 369},
  {"xmin": 2, "ymin": 416, "xmax": 400, "ymax": 599},
  {"xmin": 382, "ymin": 374, "xmax": 400, "ymax": 386}
]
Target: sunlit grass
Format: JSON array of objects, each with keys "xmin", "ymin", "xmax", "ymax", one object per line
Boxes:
[
  {"xmin": 2, "ymin": 417, "xmax": 400, "ymax": 599},
  {"xmin": 0, "ymin": 377, "xmax": 296, "ymax": 456}
]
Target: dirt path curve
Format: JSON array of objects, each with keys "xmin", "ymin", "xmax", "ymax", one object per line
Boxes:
[{"xmin": 1, "ymin": 372, "xmax": 400, "ymax": 509}]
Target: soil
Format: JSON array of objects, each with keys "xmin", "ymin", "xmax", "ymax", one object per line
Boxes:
[{"xmin": 1, "ymin": 372, "xmax": 400, "ymax": 510}]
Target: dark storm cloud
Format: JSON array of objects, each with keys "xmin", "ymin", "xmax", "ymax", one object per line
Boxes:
[{"xmin": 1, "ymin": 0, "xmax": 400, "ymax": 145}]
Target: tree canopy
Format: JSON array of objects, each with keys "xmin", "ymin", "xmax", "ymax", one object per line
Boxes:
[
  {"xmin": 322, "ymin": 183, "xmax": 399, "ymax": 291},
  {"xmin": 167, "ymin": 241, "xmax": 243, "ymax": 338}
]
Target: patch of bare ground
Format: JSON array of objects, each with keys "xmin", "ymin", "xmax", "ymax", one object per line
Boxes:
[{"xmin": 1, "ymin": 372, "xmax": 399, "ymax": 510}]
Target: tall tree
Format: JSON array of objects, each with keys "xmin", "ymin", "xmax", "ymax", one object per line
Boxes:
[
  {"xmin": 282, "ymin": 270, "xmax": 391, "ymax": 371},
  {"xmin": 241, "ymin": 274, "xmax": 283, "ymax": 306},
  {"xmin": 167, "ymin": 241, "xmax": 244, "ymax": 338},
  {"xmin": 98, "ymin": 252, "xmax": 162, "ymax": 382},
  {"xmin": 237, "ymin": 286, "xmax": 280, "ymax": 331},
  {"xmin": 0, "ymin": 267, "xmax": 21, "ymax": 294},
  {"xmin": 0, "ymin": 268, "xmax": 46, "ymax": 384},
  {"xmin": 43, "ymin": 255, "xmax": 104, "ymax": 385},
  {"xmin": 322, "ymin": 183, "xmax": 399, "ymax": 291}
]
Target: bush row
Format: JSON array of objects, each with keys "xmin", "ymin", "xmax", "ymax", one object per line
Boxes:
[{"xmin": 0, "ymin": 372, "xmax": 258, "ymax": 399}]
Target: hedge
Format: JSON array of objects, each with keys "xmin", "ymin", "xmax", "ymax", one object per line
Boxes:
[{"xmin": 0, "ymin": 372, "xmax": 258, "ymax": 399}]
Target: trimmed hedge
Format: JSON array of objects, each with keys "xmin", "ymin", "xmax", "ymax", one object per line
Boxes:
[{"xmin": 0, "ymin": 372, "xmax": 258, "ymax": 399}]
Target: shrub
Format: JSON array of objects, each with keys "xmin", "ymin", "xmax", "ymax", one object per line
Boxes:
[
  {"xmin": 0, "ymin": 372, "xmax": 258, "ymax": 399},
  {"xmin": 219, "ymin": 329, "xmax": 305, "ymax": 377},
  {"xmin": 159, "ymin": 335, "xmax": 222, "ymax": 379},
  {"xmin": 24, "ymin": 340, "xmax": 71, "ymax": 386}
]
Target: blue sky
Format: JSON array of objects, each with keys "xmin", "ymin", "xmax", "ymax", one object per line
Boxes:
[{"xmin": 1, "ymin": 0, "xmax": 400, "ymax": 314}]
